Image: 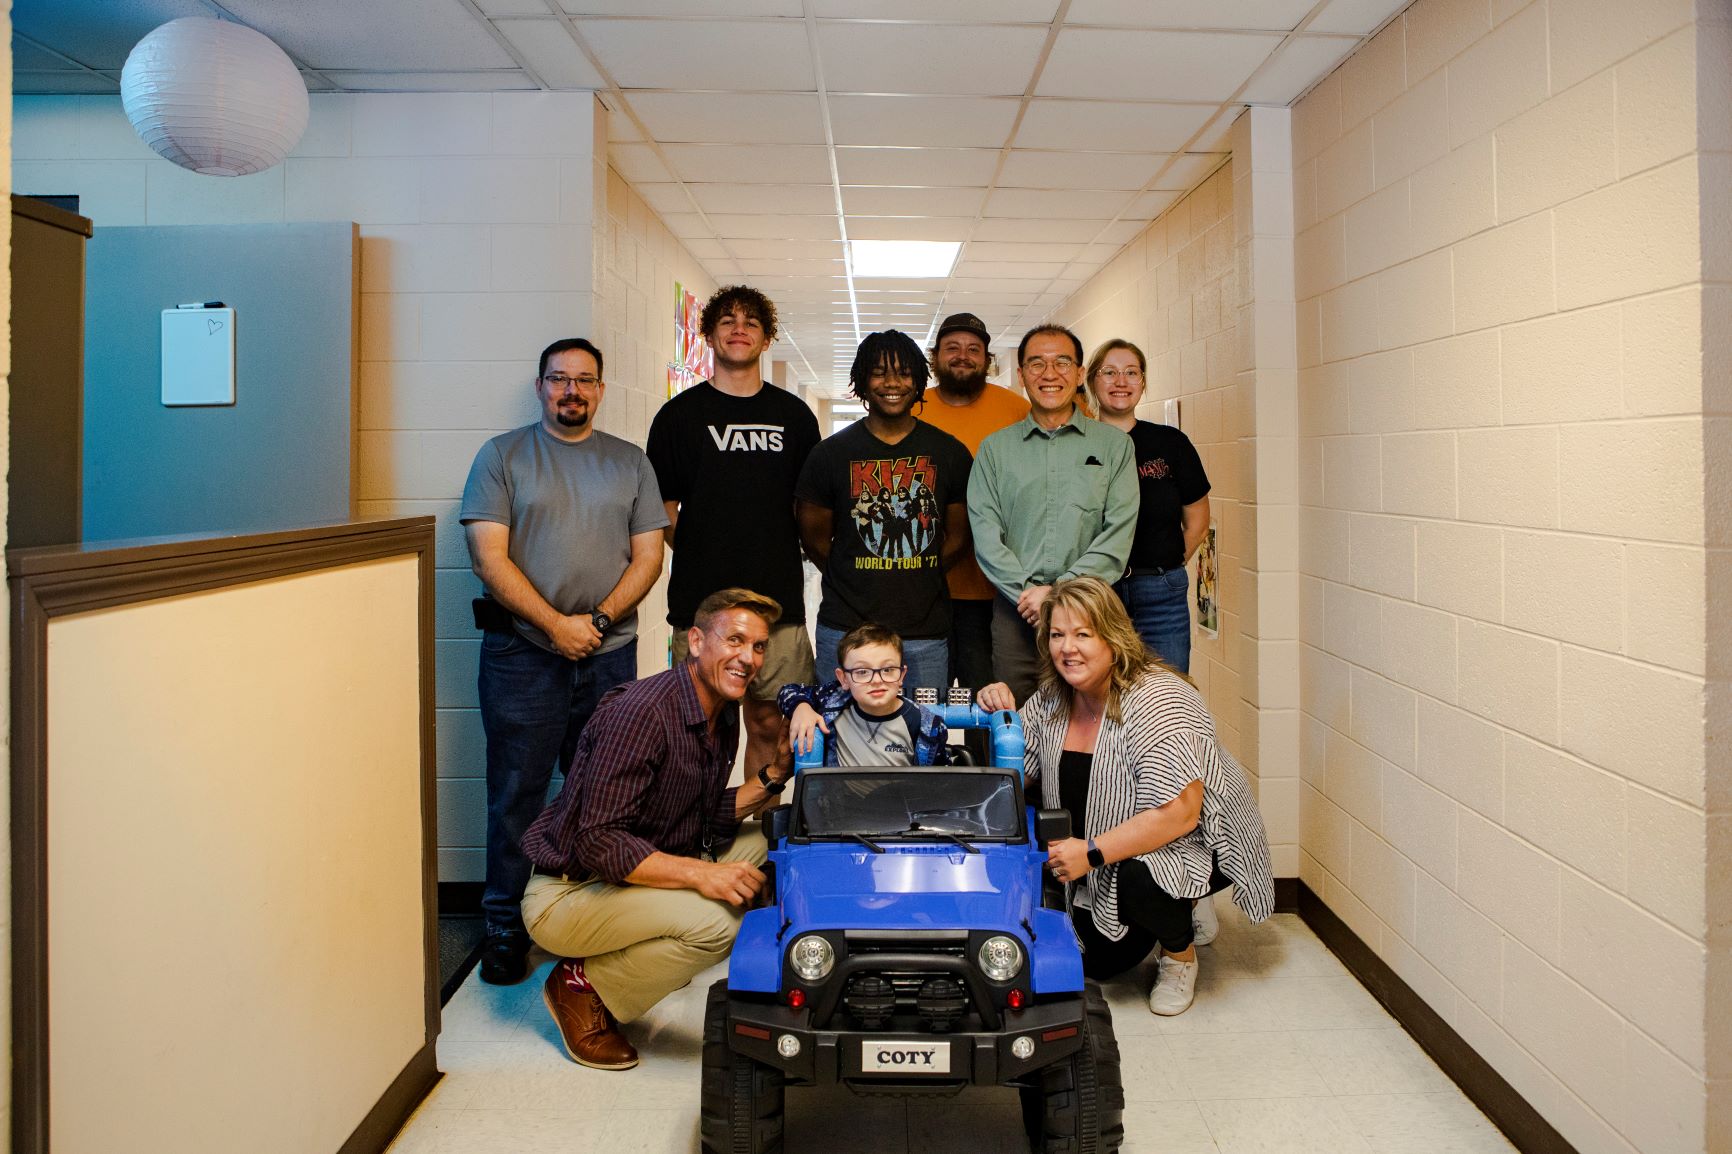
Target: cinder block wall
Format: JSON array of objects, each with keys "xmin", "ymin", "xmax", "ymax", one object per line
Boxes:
[{"xmin": 1290, "ymin": 1, "xmax": 1715, "ymax": 1150}]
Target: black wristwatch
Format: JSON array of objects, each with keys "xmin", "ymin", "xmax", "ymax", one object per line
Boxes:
[
  {"xmin": 756, "ymin": 763, "xmax": 786, "ymax": 796},
  {"xmin": 1086, "ymin": 838, "xmax": 1105, "ymax": 869},
  {"xmin": 590, "ymin": 610, "xmax": 612, "ymax": 633}
]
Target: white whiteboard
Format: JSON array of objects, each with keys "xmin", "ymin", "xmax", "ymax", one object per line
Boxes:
[{"xmin": 161, "ymin": 307, "xmax": 235, "ymax": 406}]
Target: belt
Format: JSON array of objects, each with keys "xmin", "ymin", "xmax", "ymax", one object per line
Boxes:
[
  {"xmin": 532, "ymin": 865, "xmax": 588, "ymax": 883},
  {"xmin": 1126, "ymin": 565, "xmax": 1178, "ymax": 577}
]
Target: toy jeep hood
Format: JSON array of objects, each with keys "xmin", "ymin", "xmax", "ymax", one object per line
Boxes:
[{"xmin": 776, "ymin": 844, "xmax": 1038, "ymax": 933}]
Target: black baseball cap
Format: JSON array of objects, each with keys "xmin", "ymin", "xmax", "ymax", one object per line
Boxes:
[{"xmin": 934, "ymin": 311, "xmax": 991, "ymax": 347}]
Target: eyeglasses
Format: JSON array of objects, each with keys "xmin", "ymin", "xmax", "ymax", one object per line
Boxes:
[
  {"xmin": 841, "ymin": 665, "xmax": 905, "ymax": 684},
  {"xmin": 1094, "ymin": 367, "xmax": 1143, "ymax": 384},
  {"xmin": 543, "ymin": 373, "xmax": 601, "ymax": 391},
  {"xmin": 1023, "ymin": 356, "xmax": 1077, "ymax": 376}
]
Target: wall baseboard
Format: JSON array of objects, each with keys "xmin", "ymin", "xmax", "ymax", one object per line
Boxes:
[
  {"xmin": 1296, "ymin": 881, "xmax": 1578, "ymax": 1154},
  {"xmin": 1273, "ymin": 876, "xmax": 1299, "ymax": 912},
  {"xmin": 338, "ymin": 1042, "xmax": 440, "ymax": 1154}
]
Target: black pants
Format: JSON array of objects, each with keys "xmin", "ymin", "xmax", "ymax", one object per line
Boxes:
[
  {"xmin": 949, "ymin": 598, "xmax": 995, "ymax": 690},
  {"xmin": 1072, "ymin": 857, "xmax": 1231, "ymax": 981}
]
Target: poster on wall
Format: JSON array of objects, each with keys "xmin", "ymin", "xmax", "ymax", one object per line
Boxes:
[
  {"xmin": 1195, "ymin": 517, "xmax": 1219, "ymax": 639},
  {"xmin": 668, "ymin": 281, "xmax": 712, "ymax": 397}
]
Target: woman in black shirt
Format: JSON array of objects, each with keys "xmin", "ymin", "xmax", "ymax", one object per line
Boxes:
[{"xmin": 1083, "ymin": 339, "xmax": 1211, "ymax": 674}]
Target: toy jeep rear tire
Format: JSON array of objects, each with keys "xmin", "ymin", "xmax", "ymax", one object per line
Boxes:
[
  {"xmin": 700, "ymin": 980, "xmax": 786, "ymax": 1154},
  {"xmin": 1019, "ymin": 981, "xmax": 1124, "ymax": 1153}
]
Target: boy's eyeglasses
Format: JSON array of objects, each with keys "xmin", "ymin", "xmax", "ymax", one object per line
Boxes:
[{"xmin": 842, "ymin": 665, "xmax": 905, "ymax": 684}]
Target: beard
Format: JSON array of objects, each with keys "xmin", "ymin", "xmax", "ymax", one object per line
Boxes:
[
  {"xmin": 555, "ymin": 402, "xmax": 590, "ymax": 428},
  {"xmin": 933, "ymin": 360, "xmax": 989, "ymax": 400}
]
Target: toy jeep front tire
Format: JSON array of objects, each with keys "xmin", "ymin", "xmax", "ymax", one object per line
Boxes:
[
  {"xmin": 1019, "ymin": 982, "xmax": 1125, "ymax": 1153},
  {"xmin": 701, "ymin": 980, "xmax": 786, "ymax": 1154}
]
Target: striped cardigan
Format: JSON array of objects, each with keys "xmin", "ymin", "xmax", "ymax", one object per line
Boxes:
[{"xmin": 1022, "ymin": 669, "xmax": 1275, "ymax": 941}]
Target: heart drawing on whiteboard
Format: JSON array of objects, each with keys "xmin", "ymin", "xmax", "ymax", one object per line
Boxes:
[{"xmin": 207, "ymin": 318, "xmax": 225, "ymax": 335}]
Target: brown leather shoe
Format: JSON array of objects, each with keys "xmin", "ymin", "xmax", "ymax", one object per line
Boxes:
[{"xmin": 542, "ymin": 961, "xmax": 639, "ymax": 1070}]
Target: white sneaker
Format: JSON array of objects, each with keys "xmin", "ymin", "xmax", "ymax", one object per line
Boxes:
[
  {"xmin": 1192, "ymin": 895, "xmax": 1219, "ymax": 946},
  {"xmin": 1149, "ymin": 953, "xmax": 1199, "ymax": 1016}
]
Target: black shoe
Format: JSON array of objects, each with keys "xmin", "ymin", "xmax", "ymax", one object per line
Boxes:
[{"xmin": 479, "ymin": 931, "xmax": 531, "ymax": 985}]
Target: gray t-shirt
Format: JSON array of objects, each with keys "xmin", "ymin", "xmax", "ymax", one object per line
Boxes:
[
  {"xmin": 460, "ymin": 424, "xmax": 668, "ymax": 655},
  {"xmin": 832, "ymin": 702, "xmax": 920, "ymax": 767}
]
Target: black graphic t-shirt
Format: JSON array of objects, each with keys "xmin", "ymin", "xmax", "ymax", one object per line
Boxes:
[
  {"xmin": 647, "ymin": 381, "xmax": 821, "ymax": 628},
  {"xmin": 1126, "ymin": 421, "xmax": 1211, "ymax": 572},
  {"xmin": 795, "ymin": 419, "xmax": 971, "ymax": 638}
]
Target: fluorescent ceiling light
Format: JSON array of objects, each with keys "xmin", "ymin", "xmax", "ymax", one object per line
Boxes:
[{"xmin": 849, "ymin": 240, "xmax": 960, "ymax": 278}]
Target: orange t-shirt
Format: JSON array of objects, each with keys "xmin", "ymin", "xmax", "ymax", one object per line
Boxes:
[{"xmin": 915, "ymin": 383, "xmax": 1031, "ymax": 600}]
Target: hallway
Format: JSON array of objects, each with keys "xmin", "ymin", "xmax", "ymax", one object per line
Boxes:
[{"xmin": 392, "ymin": 903, "xmax": 1514, "ymax": 1153}]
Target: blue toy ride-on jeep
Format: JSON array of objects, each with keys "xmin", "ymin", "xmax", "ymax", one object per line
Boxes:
[{"xmin": 699, "ymin": 703, "xmax": 1125, "ymax": 1154}]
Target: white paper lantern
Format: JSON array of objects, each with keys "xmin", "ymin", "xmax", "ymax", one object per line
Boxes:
[{"xmin": 121, "ymin": 17, "xmax": 309, "ymax": 178}]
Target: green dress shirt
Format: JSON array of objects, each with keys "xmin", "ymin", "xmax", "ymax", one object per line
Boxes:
[{"xmin": 966, "ymin": 407, "xmax": 1139, "ymax": 600}]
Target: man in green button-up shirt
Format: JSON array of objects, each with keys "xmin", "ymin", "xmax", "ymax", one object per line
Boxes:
[{"xmin": 967, "ymin": 324, "xmax": 1138, "ymax": 700}]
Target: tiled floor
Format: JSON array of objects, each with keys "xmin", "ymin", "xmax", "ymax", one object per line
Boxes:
[{"xmin": 388, "ymin": 902, "xmax": 1516, "ymax": 1153}]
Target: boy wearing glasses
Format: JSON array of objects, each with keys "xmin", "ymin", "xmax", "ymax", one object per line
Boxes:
[{"xmin": 776, "ymin": 623, "xmax": 952, "ymax": 767}]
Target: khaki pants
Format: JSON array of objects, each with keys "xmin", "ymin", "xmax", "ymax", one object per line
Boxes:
[{"xmin": 520, "ymin": 828, "xmax": 769, "ymax": 1022}]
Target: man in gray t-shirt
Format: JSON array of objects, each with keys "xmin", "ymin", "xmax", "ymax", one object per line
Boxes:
[{"xmin": 459, "ymin": 337, "xmax": 668, "ymax": 985}]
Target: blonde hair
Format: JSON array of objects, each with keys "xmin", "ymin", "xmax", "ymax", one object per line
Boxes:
[
  {"xmin": 1035, "ymin": 575, "xmax": 1177, "ymax": 723},
  {"xmin": 1083, "ymin": 338, "xmax": 1148, "ymax": 419},
  {"xmin": 692, "ymin": 587, "xmax": 782, "ymax": 632}
]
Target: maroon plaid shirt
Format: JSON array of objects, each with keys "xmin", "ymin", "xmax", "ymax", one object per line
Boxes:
[{"xmin": 522, "ymin": 662, "xmax": 741, "ymax": 884}]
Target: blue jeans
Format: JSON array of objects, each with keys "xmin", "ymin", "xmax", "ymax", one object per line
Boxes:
[
  {"xmin": 1114, "ymin": 569, "xmax": 1193, "ymax": 674},
  {"xmin": 814, "ymin": 622, "xmax": 949, "ymax": 697},
  {"xmin": 477, "ymin": 632, "xmax": 637, "ymax": 935}
]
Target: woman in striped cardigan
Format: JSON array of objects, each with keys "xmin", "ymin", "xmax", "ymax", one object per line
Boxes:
[{"xmin": 979, "ymin": 575, "xmax": 1273, "ymax": 1015}]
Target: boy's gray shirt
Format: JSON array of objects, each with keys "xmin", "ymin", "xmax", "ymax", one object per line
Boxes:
[{"xmin": 460, "ymin": 424, "xmax": 668, "ymax": 655}]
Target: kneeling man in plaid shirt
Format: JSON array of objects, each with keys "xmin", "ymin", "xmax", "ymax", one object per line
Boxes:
[{"xmin": 520, "ymin": 587, "xmax": 795, "ymax": 1069}]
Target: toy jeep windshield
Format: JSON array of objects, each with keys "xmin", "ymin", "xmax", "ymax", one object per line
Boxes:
[{"xmin": 700, "ymin": 705, "xmax": 1125, "ymax": 1154}]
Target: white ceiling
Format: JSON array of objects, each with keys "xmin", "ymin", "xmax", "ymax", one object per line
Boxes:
[{"xmin": 13, "ymin": 0, "xmax": 1407, "ymax": 394}]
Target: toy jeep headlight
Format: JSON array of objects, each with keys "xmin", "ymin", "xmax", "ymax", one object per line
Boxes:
[
  {"xmin": 978, "ymin": 935, "xmax": 1023, "ymax": 982},
  {"xmin": 789, "ymin": 934, "xmax": 835, "ymax": 982}
]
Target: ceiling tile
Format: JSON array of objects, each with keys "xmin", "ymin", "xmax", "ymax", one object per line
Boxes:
[
  {"xmin": 1014, "ymin": 99, "xmax": 1217, "ymax": 151},
  {"xmin": 657, "ymin": 211, "xmax": 713, "ymax": 237},
  {"xmin": 707, "ymin": 213, "xmax": 841, "ymax": 240},
  {"xmin": 985, "ymin": 188, "xmax": 1133, "ymax": 218},
  {"xmin": 497, "ymin": 19, "xmax": 607, "ymax": 88},
  {"xmin": 972, "ymin": 217, "xmax": 1109, "ymax": 242},
  {"xmin": 13, "ymin": 0, "xmax": 214, "ymax": 69},
  {"xmin": 1065, "ymin": 0, "xmax": 1314, "ymax": 30},
  {"xmin": 1240, "ymin": 34, "xmax": 1360, "ymax": 104},
  {"xmin": 475, "ymin": 0, "xmax": 556, "ymax": 13},
  {"xmin": 827, "ymin": 95, "xmax": 1021, "ymax": 147},
  {"xmin": 659, "ymin": 143, "xmax": 832, "ymax": 183},
  {"xmin": 835, "ymin": 146, "xmax": 999, "ymax": 186},
  {"xmin": 609, "ymin": 141, "xmax": 675, "ymax": 182},
  {"xmin": 816, "ymin": 22, "xmax": 1048, "ymax": 97},
  {"xmin": 681, "ymin": 238, "xmax": 731, "ymax": 259},
  {"xmin": 1308, "ymin": 0, "xmax": 1408, "ymax": 35},
  {"xmin": 13, "ymin": 35, "xmax": 77, "ymax": 71},
  {"xmin": 847, "ymin": 217, "xmax": 974, "ymax": 241},
  {"xmin": 223, "ymin": 0, "xmax": 518, "ymax": 70},
  {"xmin": 576, "ymin": 18, "xmax": 813, "ymax": 90},
  {"xmin": 1039, "ymin": 27, "xmax": 1281, "ymax": 102},
  {"xmin": 963, "ymin": 241, "xmax": 1088, "ymax": 262},
  {"xmin": 810, "ymin": 0, "xmax": 1060, "ymax": 17},
  {"xmin": 632, "ymin": 182, "xmax": 694, "ymax": 214},
  {"xmin": 625, "ymin": 91, "xmax": 825, "ymax": 144},
  {"xmin": 742, "ymin": 239, "xmax": 847, "ymax": 258},
  {"xmin": 841, "ymin": 185, "xmax": 987, "ymax": 216},
  {"xmin": 1094, "ymin": 219, "xmax": 1150, "ymax": 244},
  {"xmin": 559, "ymin": 0, "xmax": 803, "ymax": 13},
  {"xmin": 735, "ymin": 258, "xmax": 848, "ymax": 275},
  {"xmin": 953, "ymin": 260, "xmax": 1070, "ymax": 279},
  {"xmin": 1191, "ymin": 107, "xmax": 1242, "ymax": 151},
  {"xmin": 604, "ymin": 104, "xmax": 642, "ymax": 140},
  {"xmin": 689, "ymin": 183, "xmax": 837, "ymax": 215},
  {"xmin": 326, "ymin": 70, "xmax": 538, "ymax": 91},
  {"xmin": 998, "ymin": 149, "xmax": 1164, "ymax": 191},
  {"xmin": 13, "ymin": 70, "xmax": 119, "ymax": 94},
  {"xmin": 1151, "ymin": 152, "xmax": 1228, "ymax": 190}
]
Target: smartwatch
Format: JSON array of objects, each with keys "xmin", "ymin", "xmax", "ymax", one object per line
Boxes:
[
  {"xmin": 1086, "ymin": 838, "xmax": 1105, "ymax": 870},
  {"xmin": 756, "ymin": 763, "xmax": 786, "ymax": 796},
  {"xmin": 590, "ymin": 610, "xmax": 612, "ymax": 633}
]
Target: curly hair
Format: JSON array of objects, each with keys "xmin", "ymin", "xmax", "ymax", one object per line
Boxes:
[
  {"xmin": 701, "ymin": 284, "xmax": 779, "ymax": 343},
  {"xmin": 1034, "ymin": 575, "xmax": 1173, "ymax": 724},
  {"xmin": 849, "ymin": 330, "xmax": 929, "ymax": 407}
]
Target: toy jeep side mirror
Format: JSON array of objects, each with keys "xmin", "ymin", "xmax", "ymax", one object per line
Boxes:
[
  {"xmin": 1035, "ymin": 808, "xmax": 1071, "ymax": 847},
  {"xmin": 765, "ymin": 803, "xmax": 791, "ymax": 850}
]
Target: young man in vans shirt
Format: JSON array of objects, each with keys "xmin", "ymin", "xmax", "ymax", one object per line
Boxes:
[{"xmin": 646, "ymin": 285, "xmax": 822, "ymax": 776}]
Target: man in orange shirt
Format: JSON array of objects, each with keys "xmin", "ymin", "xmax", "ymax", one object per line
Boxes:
[{"xmin": 914, "ymin": 312, "xmax": 1030, "ymax": 690}]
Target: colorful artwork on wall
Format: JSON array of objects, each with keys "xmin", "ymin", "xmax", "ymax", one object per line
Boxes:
[{"xmin": 669, "ymin": 281, "xmax": 712, "ymax": 397}]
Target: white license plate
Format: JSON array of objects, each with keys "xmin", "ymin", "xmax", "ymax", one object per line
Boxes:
[{"xmin": 860, "ymin": 1039, "xmax": 951, "ymax": 1074}]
